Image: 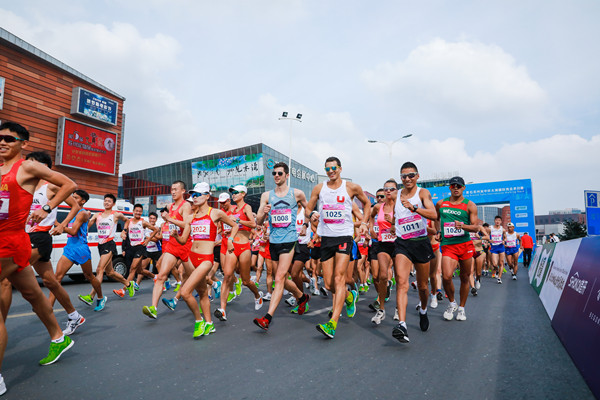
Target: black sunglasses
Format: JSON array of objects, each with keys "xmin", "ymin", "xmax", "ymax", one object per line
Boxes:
[
  {"xmin": 0, "ymin": 134, "xmax": 25, "ymax": 143},
  {"xmin": 377, "ymin": 195, "xmax": 385, "ymax": 199},
  {"xmin": 272, "ymin": 171, "xmax": 285, "ymax": 176},
  {"xmin": 400, "ymin": 172, "xmax": 417, "ymax": 180}
]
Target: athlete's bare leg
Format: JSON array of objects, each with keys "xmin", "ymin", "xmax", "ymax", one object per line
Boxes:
[
  {"xmin": 321, "ymin": 253, "xmax": 350, "ymax": 324},
  {"xmin": 442, "ymin": 256, "xmax": 473, "ymax": 307},
  {"xmin": 374, "ymin": 253, "xmax": 390, "ymax": 309},
  {"xmin": 180, "ymin": 261, "xmax": 213, "ymax": 322}
]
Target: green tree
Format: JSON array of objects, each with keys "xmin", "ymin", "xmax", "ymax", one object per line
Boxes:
[{"xmin": 558, "ymin": 219, "xmax": 587, "ymax": 241}]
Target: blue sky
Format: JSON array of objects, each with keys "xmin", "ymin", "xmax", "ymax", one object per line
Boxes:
[{"xmin": 2, "ymin": 1, "xmax": 599, "ymax": 214}]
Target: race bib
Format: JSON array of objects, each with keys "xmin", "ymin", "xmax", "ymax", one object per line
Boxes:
[
  {"xmin": 397, "ymin": 215, "xmax": 427, "ymax": 239},
  {"xmin": 222, "ymin": 223, "xmax": 232, "ymax": 233},
  {"xmin": 147, "ymin": 240, "xmax": 158, "ymax": 251},
  {"xmin": 491, "ymin": 233, "xmax": 503, "ymax": 245},
  {"xmin": 191, "ymin": 219, "xmax": 211, "ymax": 240},
  {"xmin": 97, "ymin": 222, "xmax": 111, "ymax": 239},
  {"xmin": 129, "ymin": 227, "xmax": 144, "ymax": 241},
  {"xmin": 443, "ymin": 222, "xmax": 464, "ymax": 238},
  {"xmin": 162, "ymin": 227, "xmax": 170, "ymax": 241},
  {"xmin": 271, "ymin": 208, "xmax": 292, "ymax": 228},
  {"xmin": 67, "ymin": 222, "xmax": 74, "ymax": 238},
  {"xmin": 0, "ymin": 191, "xmax": 9, "ymax": 221},
  {"xmin": 373, "ymin": 225, "xmax": 379, "ymax": 234},
  {"xmin": 169, "ymin": 223, "xmax": 181, "ymax": 235},
  {"xmin": 506, "ymin": 239, "xmax": 517, "ymax": 247},
  {"xmin": 381, "ymin": 230, "xmax": 395, "ymax": 242},
  {"xmin": 470, "ymin": 232, "xmax": 479, "ymax": 241},
  {"xmin": 322, "ymin": 204, "xmax": 344, "ymax": 224}
]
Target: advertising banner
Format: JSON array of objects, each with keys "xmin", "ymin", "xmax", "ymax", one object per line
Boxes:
[
  {"xmin": 156, "ymin": 195, "xmax": 172, "ymax": 210},
  {"xmin": 70, "ymin": 87, "xmax": 119, "ymax": 126},
  {"xmin": 55, "ymin": 117, "xmax": 118, "ymax": 175},
  {"xmin": 584, "ymin": 190, "xmax": 600, "ymax": 236},
  {"xmin": 0, "ymin": 76, "xmax": 5, "ymax": 110},
  {"xmin": 134, "ymin": 196, "xmax": 150, "ymax": 217},
  {"xmin": 551, "ymin": 236, "xmax": 600, "ymax": 398},
  {"xmin": 538, "ymin": 239, "xmax": 581, "ymax": 319},
  {"xmin": 529, "ymin": 242, "xmax": 556, "ymax": 295},
  {"xmin": 191, "ymin": 154, "xmax": 264, "ymax": 192}
]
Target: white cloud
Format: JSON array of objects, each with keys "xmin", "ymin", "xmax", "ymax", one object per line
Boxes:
[{"xmin": 363, "ymin": 39, "xmax": 552, "ymax": 133}]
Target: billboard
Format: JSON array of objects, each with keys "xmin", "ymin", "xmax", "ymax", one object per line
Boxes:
[
  {"xmin": 584, "ymin": 190, "xmax": 600, "ymax": 236},
  {"xmin": 55, "ymin": 117, "xmax": 118, "ymax": 175},
  {"xmin": 70, "ymin": 87, "xmax": 119, "ymax": 126},
  {"xmin": 191, "ymin": 153, "xmax": 264, "ymax": 192},
  {"xmin": 156, "ymin": 195, "xmax": 172, "ymax": 210},
  {"xmin": 428, "ymin": 179, "xmax": 535, "ymax": 237}
]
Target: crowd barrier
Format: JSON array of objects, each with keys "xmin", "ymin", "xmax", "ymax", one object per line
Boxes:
[{"xmin": 528, "ymin": 236, "xmax": 600, "ymax": 398}]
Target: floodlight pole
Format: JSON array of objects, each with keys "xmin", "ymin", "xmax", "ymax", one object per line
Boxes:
[{"xmin": 367, "ymin": 134, "xmax": 413, "ymax": 176}]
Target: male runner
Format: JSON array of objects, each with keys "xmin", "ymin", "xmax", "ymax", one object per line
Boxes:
[
  {"xmin": 253, "ymin": 162, "xmax": 309, "ymax": 331},
  {"xmin": 504, "ymin": 222, "xmax": 521, "ymax": 280},
  {"xmin": 391, "ymin": 163, "xmax": 437, "ymax": 343},
  {"xmin": 143, "ymin": 181, "xmax": 193, "ymax": 319},
  {"xmin": 120, "ymin": 204, "xmax": 159, "ymax": 288},
  {"xmin": 139, "ymin": 212, "xmax": 162, "ymax": 278},
  {"xmin": 487, "ymin": 216, "xmax": 506, "ymax": 284},
  {"xmin": 0, "ymin": 122, "xmax": 77, "ymax": 394},
  {"xmin": 435, "ymin": 176, "xmax": 481, "ymax": 321},
  {"xmin": 305, "ymin": 157, "xmax": 371, "ymax": 339}
]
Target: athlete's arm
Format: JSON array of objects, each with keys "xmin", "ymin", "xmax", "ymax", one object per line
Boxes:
[
  {"xmin": 121, "ymin": 218, "xmax": 131, "ymax": 240},
  {"xmin": 294, "ymin": 188, "xmax": 308, "ymax": 210},
  {"xmin": 305, "ymin": 183, "xmax": 323, "ymax": 222},
  {"xmin": 239, "ymin": 204, "xmax": 257, "ymax": 229},
  {"xmin": 347, "ymin": 182, "xmax": 371, "ymax": 235},
  {"xmin": 215, "ymin": 210, "xmax": 239, "ymax": 253},
  {"xmin": 141, "ymin": 220, "xmax": 159, "ymax": 246},
  {"xmin": 478, "ymin": 226, "xmax": 490, "ymax": 241},
  {"xmin": 173, "ymin": 214, "xmax": 193, "ymax": 245},
  {"xmin": 416, "ymin": 188, "xmax": 438, "ymax": 221},
  {"xmin": 460, "ymin": 200, "xmax": 481, "ymax": 233},
  {"xmin": 51, "ymin": 193, "xmax": 81, "ymax": 235},
  {"xmin": 63, "ymin": 210, "xmax": 89, "ymax": 236},
  {"xmin": 87, "ymin": 212, "xmax": 99, "ymax": 229},
  {"xmin": 255, "ymin": 192, "xmax": 270, "ymax": 226},
  {"xmin": 434, "ymin": 200, "xmax": 442, "ymax": 242}
]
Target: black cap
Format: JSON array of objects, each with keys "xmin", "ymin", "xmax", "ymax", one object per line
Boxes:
[{"xmin": 449, "ymin": 176, "xmax": 465, "ymax": 187}]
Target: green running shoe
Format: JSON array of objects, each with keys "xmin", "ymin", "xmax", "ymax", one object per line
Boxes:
[
  {"xmin": 173, "ymin": 282, "xmax": 181, "ymax": 293},
  {"xmin": 143, "ymin": 305, "xmax": 157, "ymax": 319},
  {"xmin": 39, "ymin": 336, "xmax": 74, "ymax": 365},
  {"xmin": 346, "ymin": 290, "xmax": 358, "ymax": 318},
  {"xmin": 235, "ymin": 279, "xmax": 242, "ymax": 296},
  {"xmin": 391, "ymin": 277, "xmax": 396, "ymax": 287},
  {"xmin": 127, "ymin": 281, "xmax": 135, "ymax": 297},
  {"xmin": 316, "ymin": 321, "xmax": 335, "ymax": 339},
  {"xmin": 227, "ymin": 292, "xmax": 236, "ymax": 303},
  {"xmin": 203, "ymin": 322, "xmax": 215, "ymax": 335},
  {"xmin": 292, "ymin": 303, "xmax": 309, "ymax": 314},
  {"xmin": 367, "ymin": 277, "xmax": 373, "ymax": 285},
  {"xmin": 78, "ymin": 294, "xmax": 93, "ymax": 306},
  {"xmin": 193, "ymin": 320, "xmax": 206, "ymax": 339}
]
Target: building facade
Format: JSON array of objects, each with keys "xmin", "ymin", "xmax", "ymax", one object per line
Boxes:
[
  {"xmin": 122, "ymin": 143, "xmax": 318, "ymax": 212},
  {"xmin": 0, "ymin": 28, "xmax": 126, "ymax": 196}
]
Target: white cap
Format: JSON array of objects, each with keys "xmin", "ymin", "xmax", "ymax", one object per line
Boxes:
[
  {"xmin": 186, "ymin": 197, "xmax": 194, "ymax": 203},
  {"xmin": 218, "ymin": 193, "xmax": 230, "ymax": 203},
  {"xmin": 229, "ymin": 184, "xmax": 247, "ymax": 193},
  {"xmin": 507, "ymin": 222, "xmax": 514, "ymax": 227},
  {"xmin": 189, "ymin": 182, "xmax": 210, "ymax": 195}
]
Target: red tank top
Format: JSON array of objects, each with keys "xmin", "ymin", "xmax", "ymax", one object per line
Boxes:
[
  {"xmin": 0, "ymin": 159, "xmax": 33, "ymax": 232},
  {"xmin": 191, "ymin": 207, "xmax": 217, "ymax": 242},
  {"xmin": 232, "ymin": 203, "xmax": 252, "ymax": 232},
  {"xmin": 168, "ymin": 201, "xmax": 187, "ymax": 246}
]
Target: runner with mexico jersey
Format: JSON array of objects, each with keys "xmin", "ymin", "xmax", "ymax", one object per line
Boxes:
[
  {"xmin": 392, "ymin": 163, "xmax": 438, "ymax": 343},
  {"xmin": 305, "ymin": 156, "xmax": 371, "ymax": 339},
  {"xmin": 435, "ymin": 176, "xmax": 481, "ymax": 322}
]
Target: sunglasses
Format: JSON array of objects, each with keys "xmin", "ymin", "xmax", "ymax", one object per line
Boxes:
[
  {"xmin": 190, "ymin": 192, "xmax": 210, "ymax": 198},
  {"xmin": 383, "ymin": 187, "xmax": 396, "ymax": 192},
  {"xmin": 400, "ymin": 172, "xmax": 417, "ymax": 180},
  {"xmin": 231, "ymin": 191, "xmax": 242, "ymax": 195},
  {"xmin": 377, "ymin": 195, "xmax": 385, "ymax": 199},
  {"xmin": 272, "ymin": 171, "xmax": 285, "ymax": 176},
  {"xmin": 0, "ymin": 135, "xmax": 25, "ymax": 143},
  {"xmin": 324, "ymin": 166, "xmax": 338, "ymax": 172},
  {"xmin": 450, "ymin": 184, "xmax": 463, "ymax": 189}
]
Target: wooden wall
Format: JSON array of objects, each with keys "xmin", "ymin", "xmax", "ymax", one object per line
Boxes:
[{"xmin": 0, "ymin": 40, "xmax": 124, "ymax": 197}]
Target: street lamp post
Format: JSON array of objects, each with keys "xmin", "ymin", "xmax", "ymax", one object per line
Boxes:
[
  {"xmin": 367, "ymin": 134, "xmax": 413, "ymax": 176},
  {"xmin": 278, "ymin": 111, "xmax": 302, "ymax": 186}
]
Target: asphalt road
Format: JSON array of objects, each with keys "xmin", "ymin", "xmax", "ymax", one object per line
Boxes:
[{"xmin": 2, "ymin": 268, "xmax": 595, "ymax": 400}]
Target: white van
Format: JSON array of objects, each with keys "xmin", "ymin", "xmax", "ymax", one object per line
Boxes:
[{"xmin": 50, "ymin": 198, "xmax": 134, "ymax": 282}]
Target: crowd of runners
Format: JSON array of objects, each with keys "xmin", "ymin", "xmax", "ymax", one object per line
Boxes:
[{"xmin": 0, "ymin": 121, "xmax": 532, "ymax": 395}]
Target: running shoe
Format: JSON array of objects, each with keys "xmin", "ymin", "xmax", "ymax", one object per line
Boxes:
[
  {"xmin": 392, "ymin": 324, "xmax": 410, "ymax": 343},
  {"xmin": 127, "ymin": 282, "xmax": 135, "ymax": 297},
  {"xmin": 475, "ymin": 280, "xmax": 481, "ymax": 290},
  {"xmin": 213, "ymin": 281, "xmax": 222, "ymax": 299},
  {"xmin": 214, "ymin": 308, "xmax": 227, "ymax": 321},
  {"xmin": 385, "ymin": 281, "xmax": 392, "ymax": 302},
  {"xmin": 164, "ymin": 280, "xmax": 171, "ymax": 290},
  {"xmin": 227, "ymin": 292, "xmax": 236, "ymax": 303},
  {"xmin": 443, "ymin": 303, "xmax": 458, "ymax": 321},
  {"xmin": 497, "ymin": 278, "xmax": 502, "ymax": 284},
  {"xmin": 391, "ymin": 277, "xmax": 397, "ymax": 287},
  {"xmin": 263, "ymin": 292, "xmax": 272, "ymax": 301},
  {"xmin": 456, "ymin": 308, "xmax": 467, "ymax": 321},
  {"xmin": 162, "ymin": 298, "xmax": 177, "ymax": 311},
  {"xmin": 345, "ymin": 290, "xmax": 358, "ymax": 318},
  {"xmin": 309, "ymin": 277, "xmax": 316, "ymax": 294},
  {"xmin": 371, "ymin": 309, "xmax": 385, "ymax": 325},
  {"xmin": 409, "ymin": 269, "xmax": 415, "ymax": 277},
  {"xmin": 173, "ymin": 282, "xmax": 181, "ymax": 292},
  {"xmin": 133, "ymin": 282, "xmax": 140, "ymax": 291},
  {"xmin": 39, "ymin": 336, "xmax": 74, "ymax": 365},
  {"xmin": 512, "ymin": 274, "xmax": 517, "ymax": 281},
  {"xmin": 367, "ymin": 277, "xmax": 373, "ymax": 285},
  {"xmin": 255, "ymin": 292, "xmax": 264, "ymax": 310},
  {"xmin": 419, "ymin": 310, "xmax": 429, "ymax": 331},
  {"xmin": 94, "ymin": 296, "xmax": 107, "ymax": 312},
  {"xmin": 285, "ymin": 296, "xmax": 297, "ymax": 307},
  {"xmin": 203, "ymin": 322, "xmax": 215, "ymax": 335},
  {"xmin": 143, "ymin": 305, "xmax": 157, "ymax": 319},
  {"xmin": 62, "ymin": 315, "xmax": 86, "ymax": 335},
  {"xmin": 430, "ymin": 293, "xmax": 438, "ymax": 309},
  {"xmin": 312, "ymin": 288, "xmax": 320, "ymax": 296},
  {"xmin": 193, "ymin": 320, "xmax": 206, "ymax": 339},
  {"xmin": 491, "ymin": 273, "xmax": 496, "ymax": 278},
  {"xmin": 471, "ymin": 287, "xmax": 478, "ymax": 296},
  {"xmin": 297, "ymin": 294, "xmax": 310, "ymax": 315},
  {"xmin": 369, "ymin": 300, "xmax": 381, "ymax": 312},
  {"xmin": 436, "ymin": 290, "xmax": 443, "ymax": 302},
  {"xmin": 410, "ymin": 281, "xmax": 417, "ymax": 290},
  {"xmin": 0, "ymin": 376, "xmax": 5, "ymax": 396},
  {"xmin": 113, "ymin": 289, "xmax": 125, "ymax": 298},
  {"xmin": 253, "ymin": 316, "xmax": 270, "ymax": 331},
  {"xmin": 319, "ymin": 287, "xmax": 328, "ymax": 297},
  {"xmin": 316, "ymin": 321, "xmax": 336, "ymax": 339},
  {"xmin": 78, "ymin": 294, "xmax": 93, "ymax": 306},
  {"xmin": 394, "ymin": 308, "xmax": 399, "ymax": 321},
  {"xmin": 235, "ymin": 279, "xmax": 242, "ymax": 296}
]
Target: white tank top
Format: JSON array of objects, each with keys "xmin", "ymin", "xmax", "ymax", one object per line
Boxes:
[
  {"xmin": 296, "ymin": 209, "xmax": 311, "ymax": 245},
  {"xmin": 505, "ymin": 232, "xmax": 518, "ymax": 248},
  {"xmin": 145, "ymin": 227, "xmax": 159, "ymax": 252},
  {"xmin": 97, "ymin": 211, "xmax": 117, "ymax": 244},
  {"xmin": 394, "ymin": 187, "xmax": 427, "ymax": 240},
  {"xmin": 128, "ymin": 219, "xmax": 145, "ymax": 246},
  {"xmin": 27, "ymin": 184, "xmax": 57, "ymax": 233},
  {"xmin": 317, "ymin": 180, "xmax": 354, "ymax": 237},
  {"xmin": 490, "ymin": 226, "xmax": 504, "ymax": 245}
]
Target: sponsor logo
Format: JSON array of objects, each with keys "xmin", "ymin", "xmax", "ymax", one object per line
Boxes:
[
  {"xmin": 516, "ymin": 222, "xmax": 528, "ymax": 227},
  {"xmin": 567, "ymin": 272, "xmax": 588, "ymax": 295},
  {"xmin": 515, "ymin": 213, "xmax": 528, "ymax": 218},
  {"xmin": 337, "ymin": 196, "xmax": 345, "ymax": 203},
  {"xmin": 339, "ymin": 243, "xmax": 347, "ymax": 251},
  {"xmin": 442, "ymin": 209, "xmax": 462, "ymax": 216},
  {"xmin": 515, "ymin": 206, "xmax": 527, "ymax": 211}
]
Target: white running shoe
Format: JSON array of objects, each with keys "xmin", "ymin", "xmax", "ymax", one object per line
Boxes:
[
  {"xmin": 497, "ymin": 278, "xmax": 502, "ymax": 284},
  {"xmin": 456, "ymin": 308, "xmax": 467, "ymax": 321},
  {"xmin": 285, "ymin": 296, "xmax": 297, "ymax": 307},
  {"xmin": 430, "ymin": 293, "xmax": 438, "ymax": 309},
  {"xmin": 371, "ymin": 309, "xmax": 386, "ymax": 325},
  {"xmin": 0, "ymin": 376, "xmax": 6, "ymax": 396},
  {"xmin": 312, "ymin": 288, "xmax": 320, "ymax": 296},
  {"xmin": 309, "ymin": 277, "xmax": 316, "ymax": 293},
  {"xmin": 512, "ymin": 275, "xmax": 517, "ymax": 280},
  {"xmin": 255, "ymin": 292, "xmax": 264, "ymax": 310},
  {"xmin": 443, "ymin": 303, "xmax": 458, "ymax": 321},
  {"xmin": 393, "ymin": 308, "xmax": 399, "ymax": 321},
  {"xmin": 262, "ymin": 292, "xmax": 272, "ymax": 301},
  {"xmin": 475, "ymin": 280, "xmax": 481, "ymax": 290}
]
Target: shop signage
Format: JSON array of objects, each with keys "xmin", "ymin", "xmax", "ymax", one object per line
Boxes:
[{"xmin": 70, "ymin": 87, "xmax": 118, "ymax": 126}]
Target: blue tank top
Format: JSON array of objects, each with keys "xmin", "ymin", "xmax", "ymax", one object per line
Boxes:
[
  {"xmin": 67, "ymin": 209, "xmax": 88, "ymax": 246},
  {"xmin": 268, "ymin": 187, "xmax": 298, "ymax": 244}
]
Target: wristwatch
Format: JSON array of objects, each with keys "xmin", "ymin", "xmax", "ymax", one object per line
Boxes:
[
  {"xmin": 42, "ymin": 204, "xmax": 52, "ymax": 213},
  {"xmin": 412, "ymin": 204, "xmax": 419, "ymax": 212}
]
